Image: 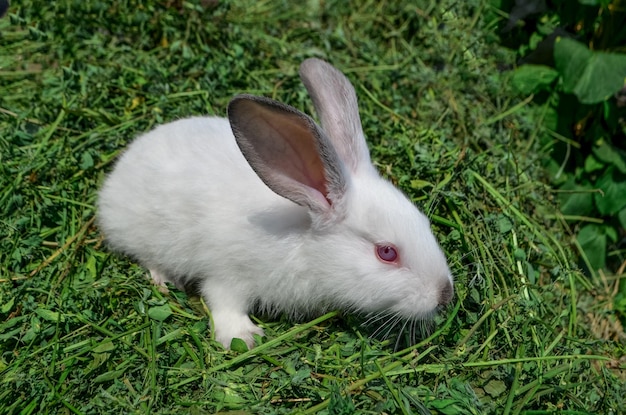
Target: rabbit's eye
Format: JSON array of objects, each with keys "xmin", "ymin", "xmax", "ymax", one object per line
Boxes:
[{"xmin": 376, "ymin": 244, "xmax": 398, "ymax": 263}]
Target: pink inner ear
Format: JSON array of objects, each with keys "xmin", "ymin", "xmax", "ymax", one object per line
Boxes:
[{"xmin": 254, "ymin": 107, "xmax": 331, "ymax": 204}]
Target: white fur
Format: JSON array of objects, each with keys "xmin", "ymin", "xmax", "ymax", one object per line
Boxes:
[{"xmin": 98, "ymin": 59, "xmax": 453, "ymax": 349}]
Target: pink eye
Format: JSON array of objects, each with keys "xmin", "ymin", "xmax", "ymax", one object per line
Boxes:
[{"xmin": 376, "ymin": 244, "xmax": 398, "ymax": 263}]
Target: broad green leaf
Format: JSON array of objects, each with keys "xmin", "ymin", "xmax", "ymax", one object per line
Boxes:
[
  {"xmin": 514, "ymin": 247, "xmax": 526, "ymax": 261},
  {"xmin": 291, "ymin": 368, "xmax": 312, "ymax": 385},
  {"xmin": 23, "ymin": 316, "xmax": 41, "ymax": 343},
  {"xmin": 80, "ymin": 151, "xmax": 94, "ymax": 170},
  {"xmin": 542, "ymin": 106, "xmax": 559, "ymax": 131},
  {"xmin": 577, "ymin": 224, "xmax": 607, "ymax": 271},
  {"xmin": 0, "ymin": 327, "xmax": 22, "ymax": 341},
  {"xmin": 211, "ymin": 386, "xmax": 247, "ymax": 406},
  {"xmin": 484, "ymin": 379, "xmax": 507, "ymax": 397},
  {"xmin": 1, "ymin": 297, "xmax": 14, "ymax": 314},
  {"xmin": 511, "ymin": 65, "xmax": 558, "ymax": 94},
  {"xmin": 558, "ymin": 179, "xmax": 594, "ymax": 217},
  {"xmin": 584, "ymin": 154, "xmax": 604, "ymax": 173},
  {"xmin": 447, "ymin": 378, "xmax": 481, "ymax": 411},
  {"xmin": 605, "ymin": 226, "xmax": 618, "ymax": 243},
  {"xmin": 229, "ymin": 337, "xmax": 249, "ymax": 353},
  {"xmin": 593, "ymin": 140, "xmax": 626, "ymax": 174},
  {"xmin": 554, "ymin": 38, "xmax": 626, "ymax": 104},
  {"xmin": 594, "ymin": 167, "xmax": 626, "ymax": 215},
  {"xmin": 619, "ymin": 206, "xmax": 626, "ymax": 229},
  {"xmin": 615, "ymin": 290, "xmax": 626, "ymax": 315},
  {"xmin": 92, "ymin": 341, "xmax": 116, "ymax": 354},
  {"xmin": 497, "ymin": 215, "xmax": 513, "ymax": 234},
  {"xmin": 579, "ymin": 0, "xmax": 611, "ymax": 5},
  {"xmin": 604, "ymin": 98, "xmax": 618, "ymax": 130},
  {"xmin": 147, "ymin": 304, "xmax": 172, "ymax": 321},
  {"xmin": 428, "ymin": 399, "xmax": 465, "ymax": 414},
  {"xmin": 35, "ymin": 308, "xmax": 62, "ymax": 322},
  {"xmin": 410, "ymin": 179, "xmax": 433, "ymax": 189},
  {"xmin": 85, "ymin": 255, "xmax": 97, "ymax": 281},
  {"xmin": 93, "ymin": 369, "xmax": 125, "ymax": 383},
  {"xmin": 0, "ymin": 315, "xmax": 26, "ymax": 331}
]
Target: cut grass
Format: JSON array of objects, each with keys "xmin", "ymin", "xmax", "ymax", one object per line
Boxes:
[{"xmin": 1, "ymin": 0, "xmax": 625, "ymax": 414}]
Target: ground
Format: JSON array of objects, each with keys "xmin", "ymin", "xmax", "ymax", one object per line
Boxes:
[{"xmin": 1, "ymin": 1, "xmax": 624, "ymax": 414}]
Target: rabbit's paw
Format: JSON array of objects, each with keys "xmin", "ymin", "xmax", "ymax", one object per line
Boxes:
[
  {"xmin": 213, "ymin": 313, "xmax": 264, "ymax": 349},
  {"xmin": 148, "ymin": 269, "xmax": 170, "ymax": 293}
]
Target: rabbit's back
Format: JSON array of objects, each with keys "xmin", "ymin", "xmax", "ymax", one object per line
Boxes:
[{"xmin": 97, "ymin": 117, "xmax": 300, "ymax": 280}]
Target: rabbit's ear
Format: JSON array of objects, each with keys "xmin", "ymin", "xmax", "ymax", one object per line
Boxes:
[
  {"xmin": 228, "ymin": 95, "xmax": 346, "ymax": 214},
  {"xmin": 299, "ymin": 58, "xmax": 371, "ymax": 173}
]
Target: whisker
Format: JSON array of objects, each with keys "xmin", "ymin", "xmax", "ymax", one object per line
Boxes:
[
  {"xmin": 362, "ymin": 311, "xmax": 389, "ymax": 327},
  {"xmin": 370, "ymin": 313, "xmax": 398, "ymax": 340},
  {"xmin": 425, "ymin": 192, "xmax": 440, "ymax": 218},
  {"xmin": 371, "ymin": 311, "xmax": 400, "ymax": 341},
  {"xmin": 394, "ymin": 319, "xmax": 410, "ymax": 351}
]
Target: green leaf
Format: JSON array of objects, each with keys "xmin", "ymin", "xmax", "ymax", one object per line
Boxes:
[
  {"xmin": 1, "ymin": 297, "xmax": 15, "ymax": 314},
  {"xmin": 410, "ymin": 179, "xmax": 433, "ymax": 189},
  {"xmin": 484, "ymin": 379, "xmax": 507, "ymax": 398},
  {"xmin": 594, "ymin": 167, "xmax": 626, "ymax": 215},
  {"xmin": 428, "ymin": 399, "xmax": 464, "ymax": 415},
  {"xmin": 605, "ymin": 226, "xmax": 618, "ymax": 243},
  {"xmin": 291, "ymin": 368, "xmax": 311, "ymax": 385},
  {"xmin": 619, "ymin": 206, "xmax": 626, "ymax": 230},
  {"xmin": 23, "ymin": 316, "xmax": 41, "ymax": 343},
  {"xmin": 542, "ymin": 107, "xmax": 559, "ymax": 132},
  {"xmin": 584, "ymin": 154, "xmax": 604, "ymax": 173},
  {"xmin": 0, "ymin": 315, "xmax": 26, "ymax": 332},
  {"xmin": 603, "ymin": 98, "xmax": 621, "ymax": 131},
  {"xmin": 85, "ymin": 255, "xmax": 97, "ymax": 281},
  {"xmin": 558, "ymin": 179, "xmax": 594, "ymax": 217},
  {"xmin": 0, "ymin": 327, "xmax": 22, "ymax": 341},
  {"xmin": 212, "ymin": 386, "xmax": 246, "ymax": 405},
  {"xmin": 497, "ymin": 215, "xmax": 513, "ymax": 233},
  {"xmin": 554, "ymin": 38, "xmax": 626, "ymax": 104},
  {"xmin": 93, "ymin": 369, "xmax": 125, "ymax": 383},
  {"xmin": 577, "ymin": 224, "xmax": 607, "ymax": 271},
  {"xmin": 579, "ymin": 0, "xmax": 611, "ymax": 5},
  {"xmin": 147, "ymin": 304, "xmax": 172, "ymax": 321},
  {"xmin": 513, "ymin": 248, "xmax": 526, "ymax": 261},
  {"xmin": 35, "ymin": 308, "xmax": 63, "ymax": 322},
  {"xmin": 593, "ymin": 140, "xmax": 626, "ymax": 174},
  {"xmin": 80, "ymin": 151, "xmax": 94, "ymax": 170},
  {"xmin": 511, "ymin": 65, "xmax": 559, "ymax": 94},
  {"xmin": 229, "ymin": 337, "xmax": 249, "ymax": 353},
  {"xmin": 92, "ymin": 341, "xmax": 116, "ymax": 354}
]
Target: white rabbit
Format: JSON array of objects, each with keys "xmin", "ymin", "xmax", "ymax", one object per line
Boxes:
[{"xmin": 97, "ymin": 58, "xmax": 454, "ymax": 349}]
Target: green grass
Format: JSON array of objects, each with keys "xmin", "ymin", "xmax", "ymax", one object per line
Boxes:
[{"xmin": 1, "ymin": 0, "xmax": 625, "ymax": 413}]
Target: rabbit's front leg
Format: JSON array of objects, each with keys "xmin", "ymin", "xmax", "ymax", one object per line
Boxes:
[{"xmin": 201, "ymin": 282, "xmax": 264, "ymax": 349}]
